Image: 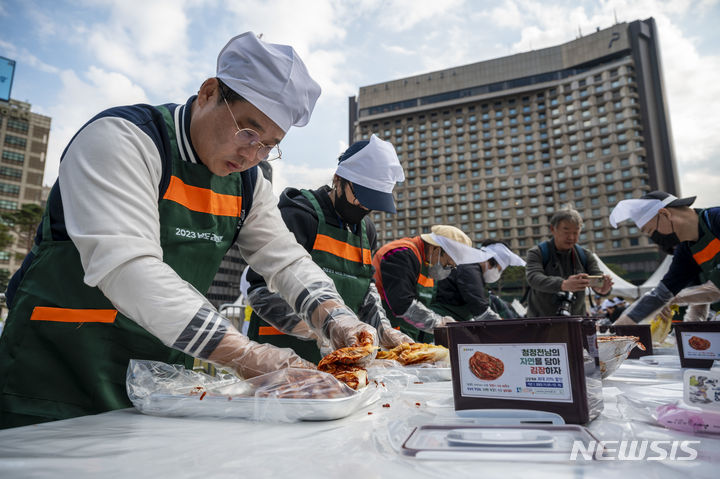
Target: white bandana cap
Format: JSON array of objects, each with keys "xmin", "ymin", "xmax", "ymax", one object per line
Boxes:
[
  {"xmin": 429, "ymin": 233, "xmax": 494, "ymax": 265},
  {"xmin": 481, "ymin": 243, "xmax": 526, "ymax": 270},
  {"xmin": 335, "ymin": 135, "xmax": 405, "ymax": 213},
  {"xmin": 609, "ymin": 191, "xmax": 696, "ymax": 228},
  {"xmin": 216, "ymin": 32, "xmax": 321, "ymax": 132}
]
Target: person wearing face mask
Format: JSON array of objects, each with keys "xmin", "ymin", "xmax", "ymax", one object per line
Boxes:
[
  {"xmin": 431, "ymin": 241, "xmax": 526, "ymax": 321},
  {"xmin": 372, "ymin": 225, "xmax": 492, "ymax": 342},
  {"xmin": 244, "ymin": 135, "xmax": 411, "ymax": 362},
  {"xmin": 525, "ymin": 208, "xmax": 613, "ymax": 318},
  {"xmin": 0, "ymin": 33, "xmax": 380, "ymax": 428},
  {"xmin": 609, "ymin": 191, "xmax": 720, "ymax": 325}
]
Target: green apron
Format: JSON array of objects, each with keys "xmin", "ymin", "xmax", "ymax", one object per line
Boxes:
[
  {"xmin": 0, "ymin": 105, "xmax": 243, "ymax": 428},
  {"xmin": 248, "ymin": 189, "xmax": 373, "ymax": 363},
  {"xmin": 690, "ymin": 208, "xmax": 720, "ymax": 288},
  {"xmin": 429, "ymin": 301, "xmax": 473, "ymax": 322},
  {"xmin": 383, "ymin": 263, "xmax": 437, "ymax": 343}
]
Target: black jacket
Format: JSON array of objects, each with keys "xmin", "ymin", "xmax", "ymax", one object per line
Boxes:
[
  {"xmin": 434, "ymin": 263, "xmax": 490, "ymax": 316},
  {"xmin": 247, "ymin": 186, "xmax": 378, "ymax": 290}
]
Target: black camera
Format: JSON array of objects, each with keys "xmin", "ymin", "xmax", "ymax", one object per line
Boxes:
[{"xmin": 555, "ymin": 291, "xmax": 576, "ymax": 317}]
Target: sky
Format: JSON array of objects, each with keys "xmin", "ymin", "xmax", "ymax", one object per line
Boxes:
[{"xmin": 1, "ymin": 0, "xmax": 720, "ymax": 206}]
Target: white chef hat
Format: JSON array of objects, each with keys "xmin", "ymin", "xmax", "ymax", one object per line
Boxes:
[
  {"xmin": 216, "ymin": 32, "xmax": 321, "ymax": 133},
  {"xmin": 609, "ymin": 191, "xmax": 696, "ymax": 228},
  {"xmin": 335, "ymin": 135, "xmax": 405, "ymax": 213},
  {"xmin": 481, "ymin": 243, "xmax": 526, "ymax": 270},
  {"xmin": 421, "ymin": 225, "xmax": 493, "ymax": 265},
  {"xmin": 601, "ymin": 299, "xmax": 614, "ymax": 310}
]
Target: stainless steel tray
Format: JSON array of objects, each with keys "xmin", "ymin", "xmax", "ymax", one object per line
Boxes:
[{"xmin": 135, "ymin": 385, "xmax": 381, "ymax": 421}]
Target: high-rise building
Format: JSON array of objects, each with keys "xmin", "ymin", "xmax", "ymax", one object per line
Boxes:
[
  {"xmin": 349, "ymin": 18, "xmax": 675, "ymax": 283},
  {"xmin": 0, "ymin": 98, "xmax": 50, "ymax": 273}
]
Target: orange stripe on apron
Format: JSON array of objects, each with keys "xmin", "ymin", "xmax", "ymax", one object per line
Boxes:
[
  {"xmin": 313, "ymin": 234, "xmax": 372, "ymax": 264},
  {"xmin": 259, "ymin": 326, "xmax": 285, "ymax": 336},
  {"xmin": 418, "ymin": 273, "xmax": 435, "ymax": 288},
  {"xmin": 30, "ymin": 306, "xmax": 117, "ymax": 323},
  {"xmin": 693, "ymin": 238, "xmax": 720, "ymax": 265},
  {"xmin": 163, "ymin": 176, "xmax": 242, "ymax": 217}
]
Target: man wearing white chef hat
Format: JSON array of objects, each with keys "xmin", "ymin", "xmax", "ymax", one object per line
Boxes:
[
  {"xmin": 244, "ymin": 135, "xmax": 412, "ymax": 362},
  {"xmin": 431, "ymin": 241, "xmax": 526, "ymax": 321},
  {"xmin": 0, "ymin": 32, "xmax": 376, "ymax": 428},
  {"xmin": 372, "ymin": 225, "xmax": 493, "ymax": 342},
  {"xmin": 609, "ymin": 191, "xmax": 720, "ymax": 325}
]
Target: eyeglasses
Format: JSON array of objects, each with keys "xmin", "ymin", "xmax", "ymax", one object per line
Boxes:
[{"xmin": 221, "ymin": 92, "xmax": 282, "ymax": 162}]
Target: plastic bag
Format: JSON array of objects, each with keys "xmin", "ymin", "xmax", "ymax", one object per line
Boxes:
[
  {"xmin": 126, "ymin": 360, "xmax": 382, "ymax": 422},
  {"xmin": 656, "ymin": 403, "xmax": 720, "ymax": 435},
  {"xmin": 596, "ymin": 335, "xmax": 645, "ymax": 379}
]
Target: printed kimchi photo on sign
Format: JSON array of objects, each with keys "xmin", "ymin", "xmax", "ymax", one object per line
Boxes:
[{"xmin": 468, "ymin": 351, "xmax": 504, "ymax": 380}]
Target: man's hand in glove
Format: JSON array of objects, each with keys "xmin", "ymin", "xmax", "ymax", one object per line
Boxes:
[
  {"xmin": 208, "ymin": 331, "xmax": 315, "ymax": 379},
  {"xmin": 325, "ymin": 307, "xmax": 379, "ymax": 349},
  {"xmin": 377, "ymin": 324, "xmax": 414, "ymax": 349}
]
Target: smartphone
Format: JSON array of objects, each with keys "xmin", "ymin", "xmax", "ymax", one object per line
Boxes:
[{"xmin": 586, "ymin": 275, "xmax": 604, "ymax": 288}]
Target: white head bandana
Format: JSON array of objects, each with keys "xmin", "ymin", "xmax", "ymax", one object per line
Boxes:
[
  {"xmin": 481, "ymin": 243, "xmax": 526, "ymax": 270},
  {"xmin": 335, "ymin": 135, "xmax": 405, "ymax": 194},
  {"xmin": 430, "ymin": 234, "xmax": 494, "ymax": 265},
  {"xmin": 609, "ymin": 195, "xmax": 677, "ymax": 228}
]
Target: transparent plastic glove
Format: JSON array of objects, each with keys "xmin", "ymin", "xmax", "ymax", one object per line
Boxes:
[
  {"xmin": 378, "ymin": 324, "xmax": 414, "ymax": 349},
  {"xmin": 684, "ymin": 303, "xmax": 710, "ymax": 322},
  {"xmin": 207, "ymin": 330, "xmax": 315, "ymax": 380},
  {"xmin": 324, "ymin": 306, "xmax": 379, "ymax": 350},
  {"xmin": 470, "ymin": 308, "xmax": 502, "ymax": 321},
  {"xmin": 671, "ymin": 281, "xmax": 720, "ymax": 307},
  {"xmin": 246, "ymin": 286, "xmax": 322, "ymax": 341},
  {"xmin": 356, "ymin": 283, "xmax": 413, "ymax": 348},
  {"xmin": 623, "ymin": 281, "xmax": 674, "ymax": 322},
  {"xmin": 400, "ymin": 299, "xmax": 455, "ymax": 333}
]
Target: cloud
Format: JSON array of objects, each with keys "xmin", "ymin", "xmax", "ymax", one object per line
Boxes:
[
  {"xmin": 270, "ymin": 162, "xmax": 336, "ymax": 196},
  {"xmin": 43, "ymin": 67, "xmax": 148, "ymax": 184},
  {"xmin": 0, "ymin": 40, "xmax": 59, "ymax": 74},
  {"xmin": 373, "ymin": 0, "xmax": 465, "ymax": 31}
]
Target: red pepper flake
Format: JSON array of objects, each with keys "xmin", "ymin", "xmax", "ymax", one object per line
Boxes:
[
  {"xmin": 367, "ymin": 412, "xmax": 373, "ymax": 415},
  {"xmin": 415, "ymin": 402, "xmax": 421, "ymax": 407},
  {"xmin": 382, "ymin": 403, "xmax": 391, "ymax": 408},
  {"xmin": 413, "ymin": 381, "xmax": 424, "ymax": 384},
  {"xmin": 380, "ymin": 381, "xmax": 386, "ymax": 387},
  {"xmin": 200, "ymin": 392, "xmax": 207, "ymax": 400}
]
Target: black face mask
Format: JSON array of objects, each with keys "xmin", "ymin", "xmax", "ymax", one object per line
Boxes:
[
  {"xmin": 650, "ymin": 215, "xmax": 680, "ymax": 255},
  {"xmin": 334, "ymin": 185, "xmax": 370, "ymax": 225}
]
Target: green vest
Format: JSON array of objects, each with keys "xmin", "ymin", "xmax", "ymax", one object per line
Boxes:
[
  {"xmin": 248, "ymin": 189, "xmax": 373, "ymax": 363},
  {"xmin": 690, "ymin": 209, "xmax": 720, "ymax": 288},
  {"xmin": 0, "ymin": 104, "xmax": 245, "ymax": 428}
]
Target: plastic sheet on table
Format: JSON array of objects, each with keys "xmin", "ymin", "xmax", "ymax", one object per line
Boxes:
[
  {"xmin": 126, "ymin": 360, "xmax": 383, "ymax": 422},
  {"xmin": 367, "ymin": 358, "xmax": 451, "ymax": 386}
]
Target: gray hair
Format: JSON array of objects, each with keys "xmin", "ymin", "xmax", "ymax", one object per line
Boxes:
[{"xmin": 550, "ymin": 208, "xmax": 584, "ymax": 228}]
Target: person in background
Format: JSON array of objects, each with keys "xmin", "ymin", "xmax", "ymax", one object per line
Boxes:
[
  {"xmin": 609, "ymin": 191, "xmax": 720, "ymax": 325},
  {"xmin": 244, "ymin": 135, "xmax": 411, "ymax": 363},
  {"xmin": 372, "ymin": 225, "xmax": 492, "ymax": 342},
  {"xmin": 525, "ymin": 208, "xmax": 613, "ymax": 317},
  {"xmin": 0, "ymin": 33, "xmax": 374, "ymax": 428},
  {"xmin": 431, "ymin": 241, "xmax": 525, "ymax": 321}
]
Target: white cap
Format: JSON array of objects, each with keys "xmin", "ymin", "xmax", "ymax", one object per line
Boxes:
[
  {"xmin": 216, "ymin": 32, "xmax": 321, "ymax": 132},
  {"xmin": 482, "ymin": 243, "xmax": 526, "ymax": 270},
  {"xmin": 601, "ymin": 299, "xmax": 614, "ymax": 310},
  {"xmin": 429, "ymin": 233, "xmax": 494, "ymax": 265},
  {"xmin": 609, "ymin": 191, "xmax": 696, "ymax": 228},
  {"xmin": 335, "ymin": 135, "xmax": 405, "ymax": 213}
]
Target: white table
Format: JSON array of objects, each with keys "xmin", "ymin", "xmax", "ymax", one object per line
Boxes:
[{"xmin": 1, "ymin": 359, "xmax": 719, "ymax": 479}]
